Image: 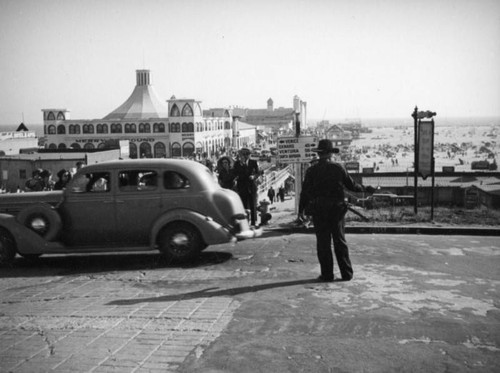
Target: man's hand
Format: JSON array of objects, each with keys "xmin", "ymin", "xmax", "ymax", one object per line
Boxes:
[{"xmin": 364, "ymin": 185, "xmax": 377, "ymax": 194}]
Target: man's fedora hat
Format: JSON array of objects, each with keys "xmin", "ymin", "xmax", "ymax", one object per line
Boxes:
[{"xmin": 312, "ymin": 139, "xmax": 340, "ymax": 154}]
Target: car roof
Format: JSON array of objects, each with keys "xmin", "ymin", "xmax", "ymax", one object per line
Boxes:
[{"xmin": 80, "ymin": 159, "xmax": 209, "ymax": 177}]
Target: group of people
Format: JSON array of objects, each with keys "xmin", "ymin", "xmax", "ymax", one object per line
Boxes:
[
  {"xmin": 24, "ymin": 161, "xmax": 85, "ymax": 192},
  {"xmin": 202, "ymin": 148, "xmax": 261, "ymax": 227},
  {"xmin": 266, "ymin": 185, "xmax": 285, "ymax": 204}
]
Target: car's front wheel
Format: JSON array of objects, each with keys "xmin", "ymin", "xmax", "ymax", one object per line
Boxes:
[
  {"xmin": 158, "ymin": 222, "xmax": 204, "ymax": 263},
  {"xmin": 0, "ymin": 228, "xmax": 16, "ymax": 266}
]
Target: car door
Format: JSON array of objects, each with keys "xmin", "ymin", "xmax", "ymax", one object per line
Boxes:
[
  {"xmin": 114, "ymin": 169, "xmax": 162, "ymax": 245},
  {"xmin": 59, "ymin": 171, "xmax": 117, "ymax": 246}
]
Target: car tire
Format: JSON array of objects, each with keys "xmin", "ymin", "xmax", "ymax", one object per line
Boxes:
[
  {"xmin": 158, "ymin": 222, "xmax": 204, "ymax": 263},
  {"xmin": 16, "ymin": 204, "xmax": 62, "ymax": 242},
  {"xmin": 0, "ymin": 228, "xmax": 16, "ymax": 265}
]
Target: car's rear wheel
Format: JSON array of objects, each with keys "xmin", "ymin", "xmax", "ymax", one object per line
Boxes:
[
  {"xmin": 158, "ymin": 222, "xmax": 204, "ymax": 263},
  {"xmin": 0, "ymin": 228, "xmax": 16, "ymax": 265},
  {"xmin": 16, "ymin": 204, "xmax": 62, "ymax": 241}
]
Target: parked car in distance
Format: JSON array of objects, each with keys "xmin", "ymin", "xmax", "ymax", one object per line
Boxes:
[{"xmin": 0, "ymin": 159, "xmax": 261, "ymax": 265}]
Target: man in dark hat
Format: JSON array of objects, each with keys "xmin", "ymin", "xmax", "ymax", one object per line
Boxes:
[
  {"xmin": 301, "ymin": 139, "xmax": 376, "ymax": 282},
  {"xmin": 233, "ymin": 147, "xmax": 260, "ymax": 226}
]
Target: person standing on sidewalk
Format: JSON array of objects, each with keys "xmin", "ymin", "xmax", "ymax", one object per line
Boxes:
[
  {"xmin": 301, "ymin": 139, "xmax": 376, "ymax": 282},
  {"xmin": 233, "ymin": 148, "xmax": 260, "ymax": 227}
]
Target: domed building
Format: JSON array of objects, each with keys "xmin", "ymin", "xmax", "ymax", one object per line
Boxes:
[{"xmin": 43, "ymin": 69, "xmax": 236, "ymax": 159}]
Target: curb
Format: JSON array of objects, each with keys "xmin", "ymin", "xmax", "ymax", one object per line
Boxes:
[{"xmin": 265, "ymin": 225, "xmax": 500, "ymax": 236}]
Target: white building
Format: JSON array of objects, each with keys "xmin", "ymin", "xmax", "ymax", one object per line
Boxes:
[{"xmin": 43, "ymin": 69, "xmax": 245, "ymax": 159}]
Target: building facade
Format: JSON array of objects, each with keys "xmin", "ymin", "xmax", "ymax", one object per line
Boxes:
[{"xmin": 43, "ymin": 70, "xmax": 238, "ymax": 159}]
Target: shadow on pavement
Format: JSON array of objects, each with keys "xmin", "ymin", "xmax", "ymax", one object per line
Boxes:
[
  {"xmin": 0, "ymin": 251, "xmax": 233, "ymax": 278},
  {"xmin": 107, "ymin": 278, "xmax": 317, "ymax": 305}
]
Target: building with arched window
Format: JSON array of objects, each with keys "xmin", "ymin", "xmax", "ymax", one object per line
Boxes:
[{"xmin": 43, "ymin": 69, "xmax": 238, "ymax": 159}]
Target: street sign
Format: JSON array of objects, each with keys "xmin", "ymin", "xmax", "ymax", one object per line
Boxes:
[{"xmin": 277, "ymin": 136, "xmax": 318, "ymax": 163}]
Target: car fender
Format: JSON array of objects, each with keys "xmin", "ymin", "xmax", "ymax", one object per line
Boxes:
[
  {"xmin": 0, "ymin": 213, "xmax": 53, "ymax": 254},
  {"xmin": 150, "ymin": 209, "xmax": 234, "ymax": 249}
]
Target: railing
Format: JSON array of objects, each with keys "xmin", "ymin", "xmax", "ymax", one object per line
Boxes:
[{"xmin": 257, "ymin": 164, "xmax": 293, "ymax": 201}]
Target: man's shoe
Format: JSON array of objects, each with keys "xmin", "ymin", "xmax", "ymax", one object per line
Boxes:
[
  {"xmin": 316, "ymin": 275, "xmax": 334, "ymax": 282},
  {"xmin": 340, "ymin": 276, "xmax": 352, "ymax": 282}
]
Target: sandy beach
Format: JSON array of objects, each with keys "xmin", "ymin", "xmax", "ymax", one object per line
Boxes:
[{"xmin": 347, "ymin": 124, "xmax": 499, "ymax": 173}]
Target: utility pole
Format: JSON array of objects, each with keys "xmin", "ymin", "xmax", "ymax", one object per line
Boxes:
[{"xmin": 412, "ymin": 106, "xmax": 419, "ymax": 214}]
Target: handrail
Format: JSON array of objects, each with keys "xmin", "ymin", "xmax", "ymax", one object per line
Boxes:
[{"xmin": 257, "ymin": 164, "xmax": 293, "ymax": 200}]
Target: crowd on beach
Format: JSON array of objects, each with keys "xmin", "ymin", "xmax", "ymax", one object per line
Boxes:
[{"xmin": 339, "ymin": 125, "xmax": 498, "ymax": 173}]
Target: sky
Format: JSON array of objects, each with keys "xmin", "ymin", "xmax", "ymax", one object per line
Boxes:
[{"xmin": 0, "ymin": 0, "xmax": 499, "ymax": 126}]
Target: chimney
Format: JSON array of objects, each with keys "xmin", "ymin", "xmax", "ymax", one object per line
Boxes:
[{"xmin": 136, "ymin": 70, "xmax": 151, "ymax": 86}]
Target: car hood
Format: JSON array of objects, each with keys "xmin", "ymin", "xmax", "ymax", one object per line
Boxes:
[{"xmin": 0, "ymin": 191, "xmax": 63, "ymax": 215}]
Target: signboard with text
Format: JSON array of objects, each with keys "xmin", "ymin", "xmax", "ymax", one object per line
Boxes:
[
  {"xmin": 277, "ymin": 136, "xmax": 318, "ymax": 163},
  {"xmin": 418, "ymin": 120, "xmax": 434, "ymax": 180}
]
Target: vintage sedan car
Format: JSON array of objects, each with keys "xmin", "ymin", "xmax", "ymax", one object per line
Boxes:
[{"xmin": 0, "ymin": 159, "xmax": 261, "ymax": 265}]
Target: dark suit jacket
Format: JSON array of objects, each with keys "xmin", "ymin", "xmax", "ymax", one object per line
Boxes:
[{"xmin": 233, "ymin": 159, "xmax": 259, "ymax": 195}]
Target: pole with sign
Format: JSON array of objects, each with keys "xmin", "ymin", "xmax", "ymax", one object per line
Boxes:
[{"xmin": 411, "ymin": 106, "xmax": 436, "ymax": 216}]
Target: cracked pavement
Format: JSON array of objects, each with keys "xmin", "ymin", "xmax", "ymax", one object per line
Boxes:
[{"xmin": 0, "ymin": 232, "xmax": 499, "ymax": 372}]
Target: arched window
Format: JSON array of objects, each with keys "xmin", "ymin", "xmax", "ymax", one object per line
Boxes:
[
  {"xmin": 70, "ymin": 143, "xmax": 81, "ymax": 149},
  {"xmin": 182, "ymin": 123, "xmax": 188, "ymax": 132},
  {"xmin": 171, "ymin": 142, "xmax": 181, "ymax": 157},
  {"xmin": 100, "ymin": 124, "xmax": 108, "ymax": 133},
  {"xmin": 47, "ymin": 112, "xmax": 55, "ymax": 121},
  {"xmin": 87, "ymin": 124, "xmax": 94, "ymax": 134},
  {"xmin": 83, "ymin": 124, "xmax": 90, "ymax": 134},
  {"xmin": 139, "ymin": 123, "xmax": 150, "ymax": 133},
  {"xmin": 154, "ymin": 123, "xmax": 165, "ymax": 133},
  {"xmin": 129, "ymin": 142, "xmax": 138, "ymax": 159},
  {"xmin": 139, "ymin": 142, "xmax": 152, "ymax": 158},
  {"xmin": 182, "ymin": 142, "xmax": 195, "ymax": 157},
  {"xmin": 194, "ymin": 104, "xmax": 202, "ymax": 116},
  {"xmin": 154, "ymin": 142, "xmax": 166, "ymax": 158},
  {"xmin": 84, "ymin": 143, "xmax": 95, "ymax": 150},
  {"xmin": 69, "ymin": 124, "xmax": 81, "ymax": 134},
  {"xmin": 181, "ymin": 104, "xmax": 193, "ymax": 117},
  {"xmin": 58, "ymin": 143, "xmax": 67, "ymax": 149},
  {"xmin": 111, "ymin": 123, "xmax": 122, "ymax": 133},
  {"xmin": 98, "ymin": 142, "xmax": 106, "ymax": 149},
  {"xmin": 125, "ymin": 123, "xmax": 136, "ymax": 133},
  {"xmin": 186, "ymin": 122, "xmax": 194, "ymax": 132},
  {"xmin": 225, "ymin": 121, "xmax": 231, "ymax": 130},
  {"xmin": 57, "ymin": 111, "xmax": 65, "ymax": 120},
  {"xmin": 57, "ymin": 125, "xmax": 66, "ymax": 134},
  {"xmin": 170, "ymin": 104, "xmax": 180, "ymax": 117},
  {"xmin": 48, "ymin": 143, "xmax": 57, "ymax": 149},
  {"xmin": 48, "ymin": 125, "xmax": 56, "ymax": 134}
]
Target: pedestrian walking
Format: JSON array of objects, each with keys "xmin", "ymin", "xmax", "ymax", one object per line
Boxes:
[
  {"xmin": 216, "ymin": 156, "xmax": 235, "ymax": 189},
  {"xmin": 278, "ymin": 186, "xmax": 285, "ymax": 202},
  {"xmin": 301, "ymin": 139, "xmax": 376, "ymax": 282},
  {"xmin": 233, "ymin": 148, "xmax": 259, "ymax": 226},
  {"xmin": 267, "ymin": 186, "xmax": 275, "ymax": 204}
]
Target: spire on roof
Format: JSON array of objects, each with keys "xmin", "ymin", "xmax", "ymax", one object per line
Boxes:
[{"xmin": 103, "ymin": 69, "xmax": 169, "ymax": 120}]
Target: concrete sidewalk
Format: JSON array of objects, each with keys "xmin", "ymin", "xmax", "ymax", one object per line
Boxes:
[{"xmin": 263, "ymin": 195, "xmax": 500, "ymax": 236}]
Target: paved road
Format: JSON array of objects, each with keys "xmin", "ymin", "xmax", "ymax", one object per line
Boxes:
[{"xmin": 1, "ymin": 233, "xmax": 499, "ymax": 372}]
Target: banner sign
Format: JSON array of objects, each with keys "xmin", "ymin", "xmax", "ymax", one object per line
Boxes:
[
  {"xmin": 277, "ymin": 136, "xmax": 318, "ymax": 163},
  {"xmin": 418, "ymin": 120, "xmax": 434, "ymax": 180}
]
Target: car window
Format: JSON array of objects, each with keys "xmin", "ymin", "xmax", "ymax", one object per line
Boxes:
[
  {"xmin": 119, "ymin": 170, "xmax": 158, "ymax": 191},
  {"xmin": 71, "ymin": 172, "xmax": 110, "ymax": 193},
  {"xmin": 163, "ymin": 171, "xmax": 190, "ymax": 190}
]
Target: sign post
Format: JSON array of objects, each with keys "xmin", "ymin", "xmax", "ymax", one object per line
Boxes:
[
  {"xmin": 411, "ymin": 106, "xmax": 436, "ymax": 216},
  {"xmin": 277, "ymin": 134, "xmax": 318, "ymax": 215}
]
